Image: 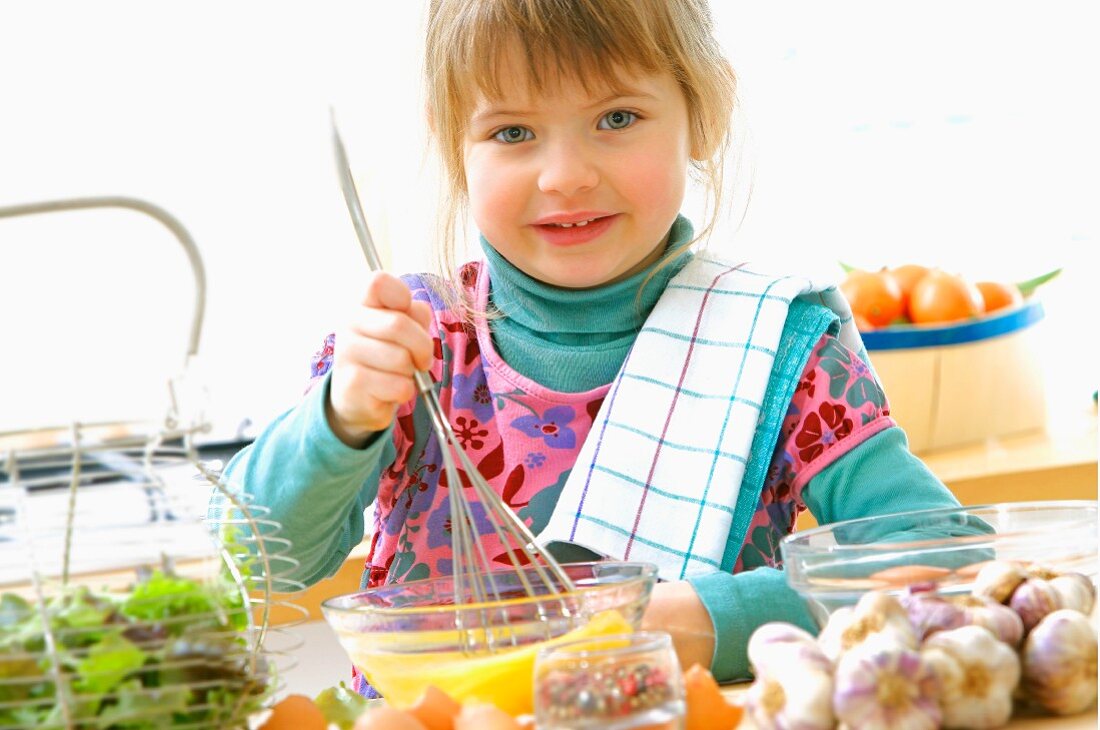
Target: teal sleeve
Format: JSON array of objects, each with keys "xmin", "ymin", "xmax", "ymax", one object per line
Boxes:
[
  {"xmin": 803, "ymin": 426, "xmax": 992, "ymax": 572},
  {"xmin": 690, "ymin": 425, "xmax": 964, "ymax": 681},
  {"xmin": 687, "ymin": 568, "xmax": 816, "ymax": 682},
  {"xmin": 802, "ymin": 425, "xmax": 960, "ymax": 523},
  {"xmin": 217, "ymin": 373, "xmax": 395, "ymax": 587}
]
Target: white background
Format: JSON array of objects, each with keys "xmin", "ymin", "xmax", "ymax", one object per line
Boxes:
[{"xmin": 1, "ymin": 1, "xmax": 1096, "ymax": 440}]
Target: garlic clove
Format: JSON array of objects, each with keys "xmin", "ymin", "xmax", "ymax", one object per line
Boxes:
[
  {"xmin": 900, "ymin": 590, "xmax": 968, "ymax": 640},
  {"xmin": 1047, "ymin": 573, "xmax": 1096, "ymax": 616},
  {"xmin": 743, "ymin": 652, "xmax": 835, "ymax": 730},
  {"xmin": 1021, "ymin": 608, "xmax": 1099, "ymax": 715},
  {"xmin": 922, "ymin": 625, "xmax": 1020, "ymax": 729},
  {"xmin": 833, "ymin": 639, "xmax": 941, "ymax": 730},
  {"xmin": 950, "ymin": 594, "xmax": 1026, "ymax": 648},
  {"xmin": 747, "ymin": 622, "xmax": 830, "ymax": 677},
  {"xmin": 818, "ymin": 591, "xmax": 917, "ymax": 664},
  {"xmin": 972, "ymin": 561, "xmax": 1028, "ymax": 604},
  {"xmin": 1008, "ymin": 577, "xmax": 1063, "ymax": 633},
  {"xmin": 857, "ymin": 590, "xmax": 912, "ymax": 620}
]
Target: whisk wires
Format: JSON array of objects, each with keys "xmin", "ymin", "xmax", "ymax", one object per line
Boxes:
[{"xmin": 330, "ymin": 112, "xmax": 576, "ymax": 651}]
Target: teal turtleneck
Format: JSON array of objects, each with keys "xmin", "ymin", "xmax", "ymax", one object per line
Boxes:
[{"xmin": 480, "ymin": 215, "xmax": 695, "ymax": 392}]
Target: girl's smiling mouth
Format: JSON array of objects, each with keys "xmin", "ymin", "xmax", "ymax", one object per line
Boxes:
[{"xmin": 531, "ymin": 212, "xmax": 618, "ymax": 246}]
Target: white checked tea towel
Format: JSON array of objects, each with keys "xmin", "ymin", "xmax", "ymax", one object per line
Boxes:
[{"xmin": 538, "ymin": 256, "xmax": 871, "ymax": 581}]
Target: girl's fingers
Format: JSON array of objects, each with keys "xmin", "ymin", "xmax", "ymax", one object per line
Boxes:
[
  {"xmin": 408, "ymin": 299, "xmax": 433, "ymax": 332},
  {"xmin": 407, "ymin": 300, "xmax": 435, "ymax": 370},
  {"xmin": 348, "ymin": 305, "xmax": 434, "ymax": 372},
  {"xmin": 362, "ymin": 271, "xmax": 412, "ymax": 312},
  {"xmin": 345, "ymin": 367, "xmax": 418, "ymax": 407},
  {"xmin": 337, "ymin": 336, "xmax": 418, "ymax": 377},
  {"xmin": 330, "ymin": 352, "xmax": 418, "ymax": 425}
]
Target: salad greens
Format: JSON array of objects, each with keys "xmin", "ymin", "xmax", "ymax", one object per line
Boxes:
[
  {"xmin": 313, "ymin": 682, "xmax": 373, "ymax": 729},
  {"xmin": 0, "ymin": 567, "xmax": 268, "ymax": 729}
]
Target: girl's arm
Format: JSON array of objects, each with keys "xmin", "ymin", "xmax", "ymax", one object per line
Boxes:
[
  {"xmin": 680, "ymin": 426, "xmax": 961, "ymax": 681},
  {"xmin": 216, "ymin": 271, "xmax": 433, "ymax": 587},
  {"xmin": 219, "ymin": 374, "xmax": 397, "ymax": 587}
]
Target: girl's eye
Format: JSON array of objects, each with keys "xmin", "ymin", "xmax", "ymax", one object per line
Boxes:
[
  {"xmin": 598, "ymin": 110, "xmax": 638, "ymax": 130},
  {"xmin": 493, "ymin": 126, "xmax": 533, "ymax": 144}
]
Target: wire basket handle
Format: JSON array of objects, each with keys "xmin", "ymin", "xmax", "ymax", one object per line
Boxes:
[{"xmin": 0, "ymin": 196, "xmax": 206, "ymax": 362}]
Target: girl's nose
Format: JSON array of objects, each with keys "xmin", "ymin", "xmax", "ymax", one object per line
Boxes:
[{"xmin": 537, "ymin": 141, "xmax": 599, "ymax": 197}]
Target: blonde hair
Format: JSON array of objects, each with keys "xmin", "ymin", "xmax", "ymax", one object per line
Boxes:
[{"xmin": 424, "ymin": 0, "xmax": 737, "ymax": 298}]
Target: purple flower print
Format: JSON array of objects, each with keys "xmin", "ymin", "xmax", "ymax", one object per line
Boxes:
[
  {"xmin": 524, "ymin": 452, "xmax": 546, "ymax": 469},
  {"xmin": 426, "ymin": 500, "xmax": 495, "ymax": 549},
  {"xmin": 511, "ymin": 406, "xmax": 576, "ymax": 449},
  {"xmin": 451, "ymin": 371, "xmax": 494, "ymax": 422}
]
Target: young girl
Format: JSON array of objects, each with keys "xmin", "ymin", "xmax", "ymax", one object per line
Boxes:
[{"xmin": 224, "ymin": 0, "xmax": 960, "ymax": 690}]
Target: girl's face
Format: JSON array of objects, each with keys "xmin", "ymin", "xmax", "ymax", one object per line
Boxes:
[{"xmin": 463, "ymin": 66, "xmax": 692, "ymax": 289}]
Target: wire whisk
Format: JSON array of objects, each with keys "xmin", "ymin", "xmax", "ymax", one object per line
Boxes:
[{"xmin": 330, "ymin": 114, "xmax": 576, "ymax": 651}]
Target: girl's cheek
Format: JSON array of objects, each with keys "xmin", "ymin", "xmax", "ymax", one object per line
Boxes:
[
  {"xmin": 466, "ymin": 156, "xmax": 523, "ymax": 230},
  {"xmin": 619, "ymin": 151, "xmax": 687, "ymax": 211}
]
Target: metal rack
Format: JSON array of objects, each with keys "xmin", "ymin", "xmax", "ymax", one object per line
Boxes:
[{"xmin": 0, "ymin": 198, "xmax": 306, "ymax": 729}]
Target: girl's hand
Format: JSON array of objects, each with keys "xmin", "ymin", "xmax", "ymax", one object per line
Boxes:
[
  {"xmin": 642, "ymin": 581, "xmax": 717, "ymax": 672},
  {"xmin": 326, "ymin": 272, "xmax": 434, "ymax": 448}
]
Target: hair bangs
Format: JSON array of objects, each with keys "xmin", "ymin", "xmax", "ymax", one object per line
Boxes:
[{"xmin": 448, "ymin": 0, "xmax": 672, "ymax": 112}]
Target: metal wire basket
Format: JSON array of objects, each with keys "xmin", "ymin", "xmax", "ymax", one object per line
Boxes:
[{"xmin": 0, "ymin": 198, "xmax": 306, "ymax": 729}]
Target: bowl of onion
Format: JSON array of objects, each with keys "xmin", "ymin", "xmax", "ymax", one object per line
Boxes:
[
  {"xmin": 739, "ymin": 500, "xmax": 1100, "ymax": 727},
  {"xmin": 781, "ymin": 500, "xmax": 1098, "ymax": 623}
]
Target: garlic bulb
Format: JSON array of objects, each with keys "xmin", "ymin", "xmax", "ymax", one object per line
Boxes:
[
  {"xmin": 972, "ymin": 561, "xmax": 1027, "ymax": 604},
  {"xmin": 1008, "ymin": 577, "xmax": 1062, "ymax": 633},
  {"xmin": 900, "ymin": 590, "xmax": 967, "ymax": 640},
  {"xmin": 818, "ymin": 592, "xmax": 917, "ymax": 664},
  {"xmin": 950, "ymin": 594, "xmax": 1025, "ymax": 648},
  {"xmin": 1048, "ymin": 573, "xmax": 1096, "ymax": 616},
  {"xmin": 747, "ymin": 622, "xmax": 831, "ymax": 676},
  {"xmin": 833, "ymin": 639, "xmax": 941, "ymax": 730},
  {"xmin": 922, "ymin": 625, "xmax": 1020, "ymax": 729},
  {"xmin": 1021, "ymin": 608, "xmax": 1099, "ymax": 715},
  {"xmin": 743, "ymin": 643, "xmax": 835, "ymax": 730}
]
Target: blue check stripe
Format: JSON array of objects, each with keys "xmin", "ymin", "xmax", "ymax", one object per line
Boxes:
[
  {"xmin": 603, "ymin": 421, "xmax": 748, "ymax": 463},
  {"xmin": 620, "ymin": 373, "xmax": 763, "ymax": 409},
  {"xmin": 667, "ymin": 283, "xmax": 793, "ymax": 303},
  {"xmin": 575, "ymin": 513, "xmax": 723, "ymax": 567},
  {"xmin": 638, "ymin": 327, "xmax": 779, "ymax": 354},
  {"xmin": 591, "ymin": 465, "xmax": 737, "ymax": 512},
  {"xmin": 624, "ymin": 262, "xmax": 744, "ymax": 559},
  {"xmin": 679, "ymin": 273, "xmax": 796, "ymax": 579}
]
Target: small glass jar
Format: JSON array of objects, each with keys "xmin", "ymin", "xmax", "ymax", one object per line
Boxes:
[{"xmin": 534, "ymin": 631, "xmax": 685, "ymax": 730}]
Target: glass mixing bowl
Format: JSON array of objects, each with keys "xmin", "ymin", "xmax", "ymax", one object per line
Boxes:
[
  {"xmin": 321, "ymin": 561, "xmax": 657, "ymax": 715},
  {"xmin": 782, "ymin": 500, "xmax": 1098, "ymax": 625}
]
